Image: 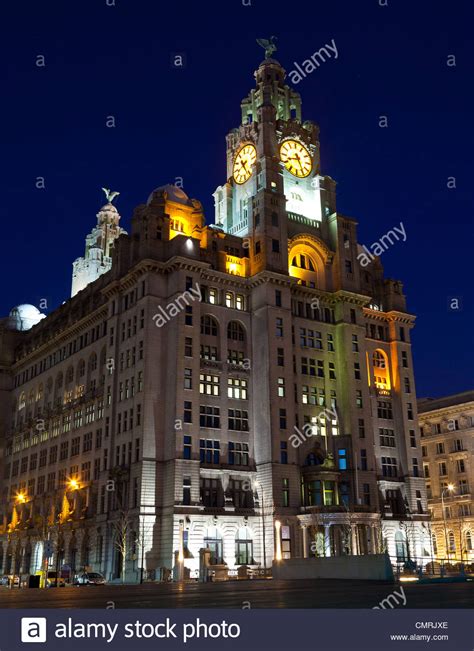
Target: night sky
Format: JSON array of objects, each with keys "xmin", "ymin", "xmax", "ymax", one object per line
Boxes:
[{"xmin": 1, "ymin": 0, "xmax": 472, "ymax": 398}]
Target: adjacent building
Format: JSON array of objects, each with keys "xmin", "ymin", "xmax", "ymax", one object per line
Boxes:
[
  {"xmin": 0, "ymin": 51, "xmax": 430, "ymax": 583},
  {"xmin": 418, "ymin": 392, "xmax": 474, "ymax": 563}
]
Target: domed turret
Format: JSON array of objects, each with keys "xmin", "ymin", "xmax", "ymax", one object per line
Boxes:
[{"xmin": 7, "ymin": 304, "xmax": 46, "ymax": 331}]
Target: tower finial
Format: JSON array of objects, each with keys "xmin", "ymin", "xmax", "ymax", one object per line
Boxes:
[
  {"xmin": 101, "ymin": 187, "xmax": 120, "ymax": 204},
  {"xmin": 256, "ymin": 36, "xmax": 277, "ymax": 59}
]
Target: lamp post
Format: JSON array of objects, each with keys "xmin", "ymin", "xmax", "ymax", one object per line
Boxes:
[
  {"xmin": 14, "ymin": 492, "xmax": 27, "ymax": 588},
  {"xmin": 255, "ymin": 481, "xmax": 267, "ymax": 576},
  {"xmin": 55, "ymin": 479, "xmax": 80, "ymax": 587},
  {"xmin": 441, "ymin": 483, "xmax": 455, "ymax": 562}
]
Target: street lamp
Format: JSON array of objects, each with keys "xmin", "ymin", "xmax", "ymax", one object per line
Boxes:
[
  {"xmin": 255, "ymin": 481, "xmax": 267, "ymax": 575},
  {"xmin": 441, "ymin": 483, "xmax": 455, "ymax": 562},
  {"xmin": 54, "ymin": 479, "xmax": 81, "ymax": 586}
]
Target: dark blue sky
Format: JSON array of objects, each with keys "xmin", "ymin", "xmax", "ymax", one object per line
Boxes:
[{"xmin": 1, "ymin": 0, "xmax": 472, "ymax": 397}]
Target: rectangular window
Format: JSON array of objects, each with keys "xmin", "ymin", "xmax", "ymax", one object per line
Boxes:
[
  {"xmin": 356, "ymin": 390, "xmax": 363, "ymax": 408},
  {"xmin": 228, "ymin": 409, "xmax": 249, "ymax": 431},
  {"xmin": 277, "ymin": 348, "xmax": 284, "ymax": 366},
  {"xmin": 83, "ymin": 431, "xmax": 92, "ymax": 452},
  {"xmin": 354, "ymin": 362, "xmax": 361, "ymax": 380},
  {"xmin": 360, "ymin": 449, "xmax": 367, "ymax": 471},
  {"xmin": 328, "ymin": 362, "xmax": 336, "ymax": 380},
  {"xmin": 338, "ymin": 448, "xmax": 347, "ymax": 470},
  {"xmin": 280, "ymin": 441, "xmax": 288, "ymax": 464},
  {"xmin": 199, "ymin": 373, "xmax": 220, "ymax": 395},
  {"xmin": 436, "ymin": 442, "xmax": 445, "ymax": 454},
  {"xmin": 202, "ymin": 345, "xmax": 218, "ymax": 361},
  {"xmin": 227, "ymin": 349, "xmax": 243, "ymax": 365},
  {"xmin": 409, "ymin": 430, "xmax": 416, "ymax": 447},
  {"xmin": 401, "ymin": 351, "xmax": 408, "ymax": 367},
  {"xmin": 199, "ymin": 405, "xmax": 220, "ymax": 428},
  {"xmin": 275, "ymin": 290, "xmax": 282, "ymax": 307},
  {"xmin": 377, "ymin": 400, "xmax": 393, "ymax": 419},
  {"xmin": 352, "ymin": 334, "xmax": 359, "ymax": 352},
  {"xmin": 183, "ymin": 435, "xmax": 192, "ymax": 460},
  {"xmin": 199, "ymin": 439, "xmax": 220, "ymax": 464},
  {"xmin": 228, "ymin": 377, "xmax": 248, "ymax": 399},
  {"xmin": 457, "ymin": 459, "xmax": 466, "ymax": 473},
  {"xmin": 382, "ymin": 457, "xmax": 398, "ymax": 477},
  {"xmin": 363, "ymin": 483, "xmax": 371, "ymax": 506},
  {"xmin": 412, "ymin": 458, "xmax": 419, "ymax": 477},
  {"xmin": 184, "ymin": 401, "xmax": 192, "ymax": 423},
  {"xmin": 71, "ymin": 437, "xmax": 80, "ymax": 457},
  {"xmin": 282, "ymin": 478, "xmax": 290, "ymax": 507},
  {"xmin": 407, "ymin": 402, "xmax": 414, "ymax": 419},
  {"xmin": 438, "ymin": 462, "xmax": 447, "ymax": 476},
  {"xmin": 184, "ymin": 337, "xmax": 193, "ymax": 357},
  {"xmin": 184, "ymin": 368, "xmax": 193, "ymax": 390},
  {"xmin": 276, "ymin": 317, "xmax": 284, "ymax": 337},
  {"xmin": 228, "ymin": 441, "xmax": 249, "ymax": 466},
  {"xmin": 185, "ymin": 306, "xmax": 193, "ymax": 325},
  {"xmin": 277, "ymin": 377, "xmax": 285, "ymax": 397},
  {"xmin": 183, "ymin": 476, "xmax": 191, "ymax": 505},
  {"xmin": 279, "ymin": 408, "xmax": 287, "ymax": 430},
  {"xmin": 358, "ymin": 418, "xmax": 365, "ymax": 438},
  {"xmin": 379, "ymin": 428, "xmax": 396, "ymax": 447},
  {"xmin": 327, "ymin": 334, "xmax": 335, "ymax": 351}
]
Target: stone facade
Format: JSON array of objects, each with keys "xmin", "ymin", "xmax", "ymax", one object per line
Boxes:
[
  {"xmin": 418, "ymin": 392, "xmax": 474, "ymax": 563},
  {"xmin": 0, "ymin": 56, "xmax": 430, "ymax": 583}
]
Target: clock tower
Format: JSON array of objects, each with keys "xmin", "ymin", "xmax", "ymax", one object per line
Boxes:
[{"xmin": 213, "ymin": 50, "xmax": 335, "ymax": 275}]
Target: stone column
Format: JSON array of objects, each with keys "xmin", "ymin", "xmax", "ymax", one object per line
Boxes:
[
  {"xmin": 0, "ymin": 540, "xmax": 9, "ymax": 574},
  {"xmin": 324, "ymin": 525, "xmax": 331, "ymax": 557},
  {"xmin": 302, "ymin": 526, "xmax": 308, "ymax": 559},
  {"xmin": 351, "ymin": 525, "xmax": 358, "ymax": 555}
]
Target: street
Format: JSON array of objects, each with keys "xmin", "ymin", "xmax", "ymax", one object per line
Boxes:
[{"xmin": 0, "ymin": 578, "xmax": 472, "ymax": 609}]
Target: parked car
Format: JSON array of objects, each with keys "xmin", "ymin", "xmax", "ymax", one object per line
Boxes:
[{"xmin": 74, "ymin": 572, "xmax": 106, "ymax": 586}]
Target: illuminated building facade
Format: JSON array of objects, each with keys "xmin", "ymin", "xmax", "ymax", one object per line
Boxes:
[
  {"xmin": 0, "ymin": 53, "xmax": 429, "ymax": 582},
  {"xmin": 418, "ymin": 392, "xmax": 474, "ymax": 563}
]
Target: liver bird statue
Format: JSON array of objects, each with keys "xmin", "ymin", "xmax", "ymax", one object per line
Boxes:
[
  {"xmin": 101, "ymin": 187, "xmax": 120, "ymax": 204},
  {"xmin": 256, "ymin": 36, "xmax": 277, "ymax": 59}
]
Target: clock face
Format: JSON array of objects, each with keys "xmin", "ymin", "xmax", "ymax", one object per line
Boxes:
[
  {"xmin": 233, "ymin": 144, "xmax": 257, "ymax": 184},
  {"xmin": 280, "ymin": 140, "xmax": 312, "ymax": 178}
]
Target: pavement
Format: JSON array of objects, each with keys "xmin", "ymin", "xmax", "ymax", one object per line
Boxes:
[{"xmin": 0, "ymin": 578, "xmax": 473, "ymax": 609}]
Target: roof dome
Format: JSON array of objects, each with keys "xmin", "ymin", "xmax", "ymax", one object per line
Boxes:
[
  {"xmin": 147, "ymin": 184, "xmax": 193, "ymax": 207},
  {"xmin": 8, "ymin": 304, "xmax": 46, "ymax": 331}
]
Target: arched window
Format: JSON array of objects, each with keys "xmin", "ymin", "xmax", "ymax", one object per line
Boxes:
[
  {"xmin": 291, "ymin": 253, "xmax": 316, "ymax": 271},
  {"xmin": 395, "ymin": 531, "xmax": 407, "ymax": 561},
  {"xmin": 36, "ymin": 384, "xmax": 43, "ymax": 402},
  {"xmin": 448, "ymin": 531, "xmax": 456, "ymax": 554},
  {"xmin": 18, "ymin": 392, "xmax": 26, "ymax": 411},
  {"xmin": 227, "ymin": 321, "xmax": 245, "ymax": 342},
  {"xmin": 77, "ymin": 359, "xmax": 85, "ymax": 378},
  {"xmin": 99, "ymin": 346, "xmax": 106, "ymax": 368},
  {"xmin": 201, "ymin": 315, "xmax": 218, "ymax": 337},
  {"xmin": 225, "ymin": 292, "xmax": 234, "ymax": 308},
  {"xmin": 66, "ymin": 366, "xmax": 74, "ymax": 384},
  {"xmin": 288, "ymin": 246, "xmax": 318, "ymax": 288},
  {"xmin": 235, "ymin": 527, "xmax": 254, "ymax": 565},
  {"xmin": 204, "ymin": 527, "xmax": 223, "ymax": 565},
  {"xmin": 89, "ymin": 353, "xmax": 98, "ymax": 372},
  {"xmin": 466, "ymin": 531, "xmax": 472, "ymax": 551},
  {"xmin": 372, "ymin": 350, "xmax": 390, "ymax": 390}
]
